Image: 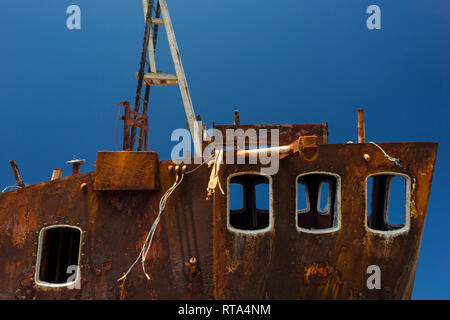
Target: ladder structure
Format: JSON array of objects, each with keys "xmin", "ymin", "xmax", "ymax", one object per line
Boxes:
[{"xmin": 128, "ymin": 0, "xmax": 202, "ymax": 155}]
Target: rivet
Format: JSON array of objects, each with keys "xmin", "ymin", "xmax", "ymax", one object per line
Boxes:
[{"xmin": 363, "ymin": 153, "xmax": 371, "ymax": 162}]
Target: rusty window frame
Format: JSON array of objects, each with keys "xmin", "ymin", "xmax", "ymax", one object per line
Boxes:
[
  {"xmin": 295, "ymin": 172, "xmax": 341, "ymax": 234},
  {"xmin": 34, "ymin": 224, "xmax": 82, "ymax": 288},
  {"xmin": 365, "ymin": 172, "xmax": 411, "ymax": 235},
  {"xmin": 226, "ymin": 172, "xmax": 273, "ymax": 234}
]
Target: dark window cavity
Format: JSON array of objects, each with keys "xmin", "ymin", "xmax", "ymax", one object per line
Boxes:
[
  {"xmin": 36, "ymin": 226, "xmax": 81, "ymax": 285},
  {"xmin": 228, "ymin": 174, "xmax": 270, "ymax": 231},
  {"xmin": 367, "ymin": 174, "xmax": 408, "ymax": 231},
  {"xmin": 297, "ymin": 174, "xmax": 338, "ymax": 230}
]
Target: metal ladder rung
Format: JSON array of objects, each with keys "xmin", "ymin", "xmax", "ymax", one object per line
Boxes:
[
  {"xmin": 137, "ymin": 72, "xmax": 178, "ymax": 81},
  {"xmin": 151, "ymin": 18, "xmax": 164, "ymax": 25},
  {"xmin": 144, "ymin": 79, "xmax": 178, "ymax": 86},
  {"xmin": 137, "ymin": 72, "xmax": 179, "ymax": 86}
]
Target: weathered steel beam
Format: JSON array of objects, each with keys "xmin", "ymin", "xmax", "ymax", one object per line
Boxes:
[
  {"xmin": 358, "ymin": 108, "xmax": 365, "ymax": 143},
  {"xmin": 9, "ymin": 160, "xmax": 25, "ymax": 188}
]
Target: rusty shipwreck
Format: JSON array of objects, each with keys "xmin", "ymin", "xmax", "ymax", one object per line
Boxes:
[{"xmin": 0, "ymin": 0, "xmax": 438, "ymax": 300}]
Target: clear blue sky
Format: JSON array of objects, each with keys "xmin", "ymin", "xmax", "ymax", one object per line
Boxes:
[{"xmin": 0, "ymin": 0, "xmax": 449, "ymax": 299}]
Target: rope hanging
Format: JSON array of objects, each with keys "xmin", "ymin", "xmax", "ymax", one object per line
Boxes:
[
  {"xmin": 369, "ymin": 142, "xmax": 403, "ymax": 168},
  {"xmin": 118, "ymin": 173, "xmax": 184, "ymax": 282}
]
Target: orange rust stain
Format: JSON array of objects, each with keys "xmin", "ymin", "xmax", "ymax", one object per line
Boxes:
[
  {"xmin": 304, "ymin": 261, "xmax": 340, "ymax": 285},
  {"xmin": 12, "ymin": 202, "xmax": 29, "ymax": 247}
]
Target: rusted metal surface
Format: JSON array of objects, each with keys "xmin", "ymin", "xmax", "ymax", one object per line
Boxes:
[
  {"xmin": 213, "ymin": 141, "xmax": 437, "ymax": 299},
  {"xmin": 9, "ymin": 160, "xmax": 25, "ymax": 188},
  {"xmin": 121, "ymin": 101, "xmax": 149, "ymax": 151},
  {"xmin": 214, "ymin": 123, "xmax": 329, "ymax": 147},
  {"xmin": 66, "ymin": 157, "xmax": 85, "ymax": 176},
  {"xmin": 358, "ymin": 109, "xmax": 365, "ymax": 143},
  {"xmin": 94, "ymin": 151, "xmax": 159, "ymax": 190},
  {"xmin": 0, "ymin": 157, "xmax": 213, "ymax": 299},
  {"xmin": 0, "ymin": 124, "xmax": 438, "ymax": 300},
  {"xmin": 234, "ymin": 111, "xmax": 240, "ymax": 125},
  {"xmin": 131, "ymin": 0, "xmax": 155, "ymax": 150}
]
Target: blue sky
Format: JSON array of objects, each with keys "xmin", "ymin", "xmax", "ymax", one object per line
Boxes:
[{"xmin": 0, "ymin": 0, "xmax": 449, "ymax": 299}]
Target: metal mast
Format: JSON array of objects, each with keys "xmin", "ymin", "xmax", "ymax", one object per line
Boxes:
[{"xmin": 129, "ymin": 0, "xmax": 202, "ymax": 155}]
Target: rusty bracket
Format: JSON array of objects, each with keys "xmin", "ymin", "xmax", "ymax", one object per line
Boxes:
[
  {"xmin": 121, "ymin": 101, "xmax": 149, "ymax": 151},
  {"xmin": 294, "ymin": 135, "xmax": 319, "ymax": 162},
  {"xmin": 278, "ymin": 135, "xmax": 319, "ymax": 162}
]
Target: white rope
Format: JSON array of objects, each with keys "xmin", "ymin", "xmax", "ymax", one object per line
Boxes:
[
  {"xmin": 206, "ymin": 148, "xmax": 224, "ymax": 197},
  {"xmin": 369, "ymin": 142, "xmax": 403, "ymax": 168},
  {"xmin": 1, "ymin": 183, "xmax": 19, "ymax": 193},
  {"xmin": 184, "ymin": 154, "xmax": 214, "ymax": 175},
  {"xmin": 117, "ymin": 173, "xmax": 184, "ymax": 282}
]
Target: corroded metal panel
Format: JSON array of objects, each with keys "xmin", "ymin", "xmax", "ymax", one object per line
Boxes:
[
  {"xmin": 94, "ymin": 151, "xmax": 159, "ymax": 190},
  {"xmin": 213, "ymin": 123, "xmax": 329, "ymax": 146},
  {"xmin": 0, "ymin": 142, "xmax": 438, "ymax": 300},
  {"xmin": 213, "ymin": 142, "xmax": 438, "ymax": 299},
  {"xmin": 0, "ymin": 160, "xmax": 213, "ymax": 299}
]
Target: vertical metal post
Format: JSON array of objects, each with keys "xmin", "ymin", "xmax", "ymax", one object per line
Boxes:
[
  {"xmin": 131, "ymin": 0, "xmax": 155, "ymax": 149},
  {"xmin": 138, "ymin": 1, "xmax": 161, "ymax": 152},
  {"xmin": 66, "ymin": 157, "xmax": 85, "ymax": 176},
  {"xmin": 358, "ymin": 108, "xmax": 365, "ymax": 143},
  {"xmin": 122, "ymin": 102, "xmax": 131, "ymax": 151},
  {"xmin": 72, "ymin": 163, "xmax": 81, "ymax": 175},
  {"xmin": 234, "ymin": 110, "xmax": 240, "ymax": 125},
  {"xmin": 159, "ymin": 0, "xmax": 202, "ymax": 157}
]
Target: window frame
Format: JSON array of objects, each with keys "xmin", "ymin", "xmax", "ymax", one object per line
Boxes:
[
  {"xmin": 226, "ymin": 172, "xmax": 274, "ymax": 234},
  {"xmin": 295, "ymin": 171, "xmax": 341, "ymax": 234},
  {"xmin": 365, "ymin": 172, "xmax": 411, "ymax": 235},
  {"xmin": 34, "ymin": 224, "xmax": 83, "ymax": 288}
]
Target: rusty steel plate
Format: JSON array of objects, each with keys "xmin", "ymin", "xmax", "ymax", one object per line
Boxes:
[{"xmin": 94, "ymin": 151, "xmax": 159, "ymax": 191}]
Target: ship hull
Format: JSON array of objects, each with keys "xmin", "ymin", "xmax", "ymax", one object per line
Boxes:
[{"xmin": 0, "ymin": 142, "xmax": 438, "ymax": 299}]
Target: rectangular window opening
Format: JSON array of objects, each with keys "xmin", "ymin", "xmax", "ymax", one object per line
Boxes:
[
  {"xmin": 367, "ymin": 174, "xmax": 408, "ymax": 231},
  {"xmin": 228, "ymin": 174, "xmax": 271, "ymax": 231},
  {"xmin": 297, "ymin": 174, "xmax": 338, "ymax": 231},
  {"xmin": 36, "ymin": 226, "xmax": 81, "ymax": 285}
]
